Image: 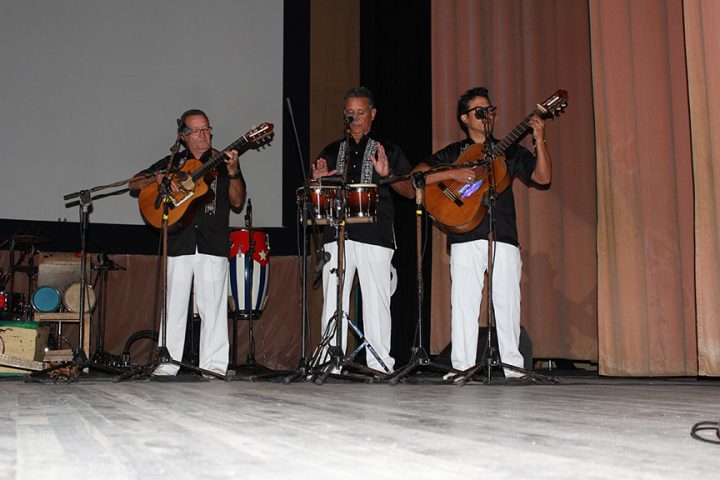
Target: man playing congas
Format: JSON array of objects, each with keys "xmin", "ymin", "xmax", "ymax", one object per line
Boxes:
[{"xmin": 311, "ymin": 86, "xmax": 414, "ymax": 373}]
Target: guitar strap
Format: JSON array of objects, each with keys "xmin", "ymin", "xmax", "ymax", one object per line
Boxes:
[
  {"xmin": 203, "ymin": 149, "xmax": 218, "ymax": 215},
  {"xmin": 336, "ymin": 138, "xmax": 377, "ymax": 184}
]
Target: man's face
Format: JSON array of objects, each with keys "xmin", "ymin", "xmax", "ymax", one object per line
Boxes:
[
  {"xmin": 343, "ymin": 96, "xmax": 376, "ymax": 139},
  {"xmin": 461, "ymin": 96, "xmax": 496, "ymax": 134},
  {"xmin": 181, "ymin": 114, "xmax": 212, "ymax": 156}
]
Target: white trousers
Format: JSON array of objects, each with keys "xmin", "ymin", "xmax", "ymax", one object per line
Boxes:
[
  {"xmin": 158, "ymin": 252, "xmax": 230, "ymax": 375},
  {"xmin": 450, "ymin": 240, "xmax": 524, "ymax": 377},
  {"xmin": 321, "ymin": 240, "xmax": 395, "ymax": 372}
]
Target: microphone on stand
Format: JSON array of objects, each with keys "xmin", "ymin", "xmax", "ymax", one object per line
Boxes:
[
  {"xmin": 313, "ymin": 251, "xmax": 331, "ymax": 285},
  {"xmin": 343, "ymin": 115, "xmax": 355, "ymax": 129},
  {"xmin": 245, "ymin": 199, "xmax": 253, "ymax": 228}
]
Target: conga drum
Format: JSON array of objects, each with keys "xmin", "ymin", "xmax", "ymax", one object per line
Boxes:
[{"xmin": 228, "ymin": 228, "xmax": 270, "ymax": 319}]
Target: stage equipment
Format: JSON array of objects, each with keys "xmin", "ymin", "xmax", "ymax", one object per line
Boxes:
[
  {"xmin": 281, "ymin": 97, "xmax": 325, "ymax": 384},
  {"xmin": 383, "ymin": 171, "xmax": 456, "ymax": 385},
  {"xmin": 304, "ymin": 183, "xmax": 390, "ymax": 385},
  {"xmin": 88, "ymin": 254, "xmax": 127, "ymax": 370},
  {"xmin": 1, "ymin": 234, "xmax": 48, "ymax": 321},
  {"xmin": 29, "ymin": 183, "xmax": 130, "ymax": 381},
  {"xmin": 227, "ymin": 207, "xmax": 287, "ymax": 379}
]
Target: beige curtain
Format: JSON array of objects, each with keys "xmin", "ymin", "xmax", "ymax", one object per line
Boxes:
[
  {"xmin": 430, "ymin": 0, "xmax": 598, "ymax": 361},
  {"xmin": 685, "ymin": 0, "xmax": 720, "ymax": 376},
  {"xmin": 591, "ymin": 0, "xmax": 697, "ymax": 376}
]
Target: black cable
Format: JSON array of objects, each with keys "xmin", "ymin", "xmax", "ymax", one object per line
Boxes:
[{"xmin": 691, "ymin": 420, "xmax": 720, "ymax": 444}]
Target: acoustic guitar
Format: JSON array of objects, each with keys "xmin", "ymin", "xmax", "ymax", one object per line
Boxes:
[
  {"xmin": 138, "ymin": 122, "xmax": 273, "ymax": 229},
  {"xmin": 424, "ymin": 90, "xmax": 568, "ymax": 234}
]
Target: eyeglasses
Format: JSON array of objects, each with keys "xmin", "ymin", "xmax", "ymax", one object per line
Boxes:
[
  {"xmin": 187, "ymin": 126, "xmax": 213, "ymax": 136},
  {"xmin": 465, "ymin": 105, "xmax": 497, "ymax": 120},
  {"xmin": 343, "ymin": 109, "xmax": 369, "ymax": 118}
]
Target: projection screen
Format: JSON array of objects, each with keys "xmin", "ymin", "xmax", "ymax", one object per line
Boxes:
[{"xmin": 0, "ymin": 0, "xmax": 284, "ymax": 228}]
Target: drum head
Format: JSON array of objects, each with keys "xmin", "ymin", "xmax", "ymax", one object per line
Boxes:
[
  {"xmin": 62, "ymin": 282, "xmax": 96, "ymax": 313},
  {"xmin": 31, "ymin": 286, "xmax": 62, "ymax": 313}
]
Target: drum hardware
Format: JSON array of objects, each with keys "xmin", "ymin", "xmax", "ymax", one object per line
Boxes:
[
  {"xmin": 303, "ymin": 143, "xmax": 389, "ymax": 386},
  {"xmin": 2, "ymin": 237, "xmax": 43, "ymax": 321},
  {"xmin": 296, "ymin": 182, "xmax": 379, "ymax": 226},
  {"xmin": 227, "ymin": 203, "xmax": 289, "ymax": 380},
  {"xmin": 382, "ymin": 171, "xmax": 456, "ymax": 385},
  {"xmin": 88, "ymin": 254, "xmax": 127, "ymax": 370}
]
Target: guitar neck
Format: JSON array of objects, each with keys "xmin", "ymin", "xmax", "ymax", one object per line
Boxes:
[
  {"xmin": 490, "ymin": 106, "xmax": 544, "ymax": 157},
  {"xmin": 190, "ymin": 135, "xmax": 250, "ymax": 182}
]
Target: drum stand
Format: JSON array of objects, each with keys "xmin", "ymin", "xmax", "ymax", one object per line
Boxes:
[
  {"xmin": 88, "ymin": 254, "xmax": 127, "ymax": 370},
  {"xmin": 230, "ymin": 202, "xmax": 291, "ymax": 380},
  {"xmin": 306, "ymin": 186, "xmax": 391, "ymax": 385}
]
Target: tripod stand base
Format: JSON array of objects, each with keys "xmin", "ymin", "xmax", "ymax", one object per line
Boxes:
[
  {"xmin": 308, "ymin": 346, "xmax": 389, "ymax": 385},
  {"xmin": 386, "ymin": 347, "xmax": 458, "ymax": 385},
  {"xmin": 453, "ymin": 358, "xmax": 558, "ymax": 387},
  {"xmin": 115, "ymin": 346, "xmax": 231, "ymax": 382}
]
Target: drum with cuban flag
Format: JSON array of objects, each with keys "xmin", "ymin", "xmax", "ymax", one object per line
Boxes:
[{"xmin": 229, "ymin": 228, "xmax": 270, "ymax": 319}]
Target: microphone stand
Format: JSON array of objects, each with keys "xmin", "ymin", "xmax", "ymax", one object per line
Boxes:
[
  {"xmin": 29, "ymin": 181, "xmax": 133, "ymax": 381},
  {"xmin": 117, "ymin": 134, "xmax": 227, "ymax": 382},
  {"xmin": 281, "ymin": 97, "xmax": 315, "ymax": 383},
  {"xmin": 385, "ymin": 171, "xmax": 458, "ymax": 385}
]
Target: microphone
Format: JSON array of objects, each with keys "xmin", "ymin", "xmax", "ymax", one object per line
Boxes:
[
  {"xmin": 245, "ymin": 199, "xmax": 253, "ymax": 227},
  {"xmin": 313, "ymin": 251, "xmax": 331, "ymax": 283},
  {"xmin": 177, "ymin": 118, "xmax": 192, "ymax": 136},
  {"xmin": 343, "ymin": 115, "xmax": 355, "ymax": 128}
]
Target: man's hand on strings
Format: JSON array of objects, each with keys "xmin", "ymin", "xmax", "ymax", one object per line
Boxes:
[
  {"xmin": 224, "ymin": 149, "xmax": 240, "ymax": 177},
  {"xmin": 448, "ymin": 167, "xmax": 478, "ymax": 184}
]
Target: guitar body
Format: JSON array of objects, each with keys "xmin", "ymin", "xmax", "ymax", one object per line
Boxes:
[
  {"xmin": 424, "ymin": 143, "xmax": 510, "ymax": 234},
  {"xmin": 138, "ymin": 159, "xmax": 213, "ymax": 229}
]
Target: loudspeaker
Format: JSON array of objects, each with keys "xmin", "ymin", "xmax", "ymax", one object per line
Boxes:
[{"xmin": 436, "ymin": 326, "xmax": 533, "ymax": 371}]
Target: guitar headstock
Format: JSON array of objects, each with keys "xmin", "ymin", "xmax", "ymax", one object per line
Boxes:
[
  {"xmin": 536, "ymin": 90, "xmax": 568, "ymax": 119},
  {"xmin": 246, "ymin": 122, "xmax": 274, "ymax": 147}
]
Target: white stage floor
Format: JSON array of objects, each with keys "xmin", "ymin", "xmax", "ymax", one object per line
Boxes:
[{"xmin": 1, "ymin": 374, "xmax": 718, "ymax": 479}]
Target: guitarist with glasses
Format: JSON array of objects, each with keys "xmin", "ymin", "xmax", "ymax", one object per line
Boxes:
[
  {"xmin": 129, "ymin": 109, "xmax": 246, "ymax": 377},
  {"xmin": 411, "ymin": 87, "xmax": 552, "ymax": 382}
]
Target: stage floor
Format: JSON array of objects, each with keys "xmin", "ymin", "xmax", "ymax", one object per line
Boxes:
[{"xmin": 1, "ymin": 372, "xmax": 718, "ymax": 479}]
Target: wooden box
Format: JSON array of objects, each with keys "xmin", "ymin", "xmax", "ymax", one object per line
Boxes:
[{"xmin": 0, "ymin": 321, "xmax": 50, "ymax": 374}]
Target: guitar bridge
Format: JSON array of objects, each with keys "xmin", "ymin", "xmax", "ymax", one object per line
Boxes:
[
  {"xmin": 171, "ymin": 190, "xmax": 195, "ymax": 207},
  {"xmin": 438, "ymin": 182, "xmax": 463, "ymax": 207}
]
